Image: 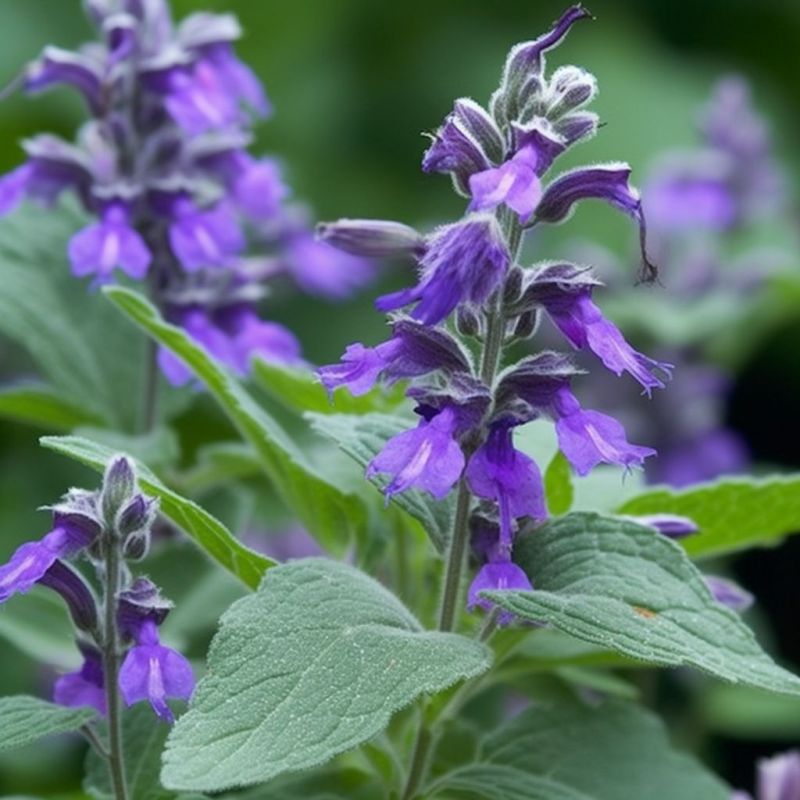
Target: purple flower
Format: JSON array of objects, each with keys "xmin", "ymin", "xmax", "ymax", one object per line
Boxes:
[
  {"xmin": 541, "ymin": 289, "xmax": 672, "ymax": 396},
  {"xmin": 553, "ymin": 388, "xmax": 655, "ymax": 476},
  {"xmin": 467, "ymin": 561, "xmax": 533, "ymax": 626},
  {"xmin": 54, "ymin": 645, "xmax": 106, "ymax": 716},
  {"xmin": 285, "ymin": 233, "xmax": 374, "ymax": 300},
  {"xmin": 218, "ymin": 304, "xmax": 303, "ymax": 371},
  {"xmin": 757, "ymin": 751, "xmax": 800, "ymax": 800},
  {"xmin": 118, "ymin": 619, "xmax": 194, "ymax": 723},
  {"xmin": 68, "ymin": 202, "xmax": 152, "ymax": 283},
  {"xmin": 317, "ymin": 218, "xmax": 425, "ymax": 258},
  {"xmin": 25, "ymin": 46, "xmax": 104, "ymax": 113},
  {"xmin": 230, "ymin": 156, "xmax": 287, "ymax": 220},
  {"xmin": 466, "ymin": 423, "xmax": 547, "ymax": 549},
  {"xmin": 199, "ymin": 43, "xmax": 270, "ymax": 117},
  {"xmin": 319, "ymin": 319, "xmax": 470, "ymax": 397},
  {"xmin": 705, "ymin": 575, "xmax": 754, "ymax": 613},
  {"xmin": 651, "ymin": 429, "xmax": 749, "ymax": 488},
  {"xmin": 0, "ymin": 517, "xmax": 98, "ymax": 604},
  {"xmin": 644, "ymin": 173, "xmax": 736, "ymax": 232},
  {"xmin": 468, "ymin": 146, "xmax": 543, "ymax": 224},
  {"xmin": 168, "ymin": 198, "xmax": 244, "ymax": 271},
  {"xmin": 367, "ymin": 406, "xmax": 465, "ymax": 501},
  {"xmin": 376, "ymin": 215, "xmax": 510, "ymax": 326},
  {"xmin": 0, "ymin": 164, "xmax": 33, "ymax": 215},
  {"xmin": 319, "ymin": 340, "xmax": 402, "ymax": 397},
  {"xmin": 163, "ymin": 61, "xmax": 241, "ymax": 134}
]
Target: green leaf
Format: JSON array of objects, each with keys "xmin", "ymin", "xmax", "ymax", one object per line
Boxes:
[
  {"xmin": 430, "ymin": 763, "xmax": 593, "ymax": 800},
  {"xmin": 469, "ymin": 698, "xmax": 730, "ymax": 800},
  {"xmin": 177, "ymin": 442, "xmax": 262, "ymax": 494},
  {"xmin": 0, "ymin": 383, "xmax": 104, "ymax": 431},
  {"xmin": 73, "ymin": 426, "xmax": 180, "ymax": 470},
  {"xmin": 162, "ymin": 559, "xmax": 492, "ymax": 793},
  {"xmin": 617, "ymin": 475, "xmax": 800, "ymax": 559},
  {"xmin": 306, "ymin": 411, "xmax": 454, "ymax": 552},
  {"xmin": 252, "ymin": 359, "xmax": 404, "ymax": 416},
  {"xmin": 84, "ymin": 705, "xmax": 173, "ymax": 800},
  {"xmin": 544, "ymin": 451, "xmax": 573, "ymax": 515},
  {"xmin": 104, "ymin": 286, "xmax": 367, "ymax": 555},
  {"xmin": 0, "ymin": 696, "xmax": 94, "ymax": 752},
  {"xmin": 487, "ymin": 513, "xmax": 800, "ymax": 695},
  {"xmin": 701, "ymin": 683, "xmax": 800, "ymax": 740},
  {"xmin": 40, "ymin": 434, "xmax": 273, "ymax": 590}
]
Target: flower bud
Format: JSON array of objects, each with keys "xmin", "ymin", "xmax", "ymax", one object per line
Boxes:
[
  {"xmin": 452, "ymin": 98, "xmax": 505, "ymax": 164},
  {"xmin": 456, "ymin": 306, "xmax": 482, "ymax": 338},
  {"xmin": 123, "ymin": 529, "xmax": 151, "ymax": 561},
  {"xmin": 511, "ymin": 309, "xmax": 539, "ymax": 341},
  {"xmin": 502, "ymin": 266, "xmax": 524, "ymax": 306},
  {"xmin": 633, "ymin": 513, "xmax": 699, "ymax": 539},
  {"xmin": 316, "ymin": 219, "xmax": 424, "ymax": 258},
  {"xmin": 117, "ymin": 577, "xmax": 172, "ymax": 641},
  {"xmin": 100, "ymin": 455, "xmax": 137, "ymax": 532},
  {"xmin": 546, "ymin": 66, "xmax": 598, "ymax": 119},
  {"xmin": 118, "ymin": 494, "xmax": 158, "ymax": 538},
  {"xmin": 704, "ymin": 575, "xmax": 753, "ymax": 613}
]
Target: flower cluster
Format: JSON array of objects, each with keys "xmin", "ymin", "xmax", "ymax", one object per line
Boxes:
[
  {"xmin": 0, "ymin": 0, "xmax": 371, "ymax": 385},
  {"xmin": 319, "ymin": 6, "xmax": 671, "ymax": 621},
  {"xmin": 0, "ymin": 455, "xmax": 193, "ymax": 722}
]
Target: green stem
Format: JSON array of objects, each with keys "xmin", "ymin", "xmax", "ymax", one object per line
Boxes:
[
  {"xmin": 140, "ymin": 336, "xmax": 159, "ymax": 434},
  {"xmin": 101, "ymin": 538, "xmax": 128, "ymax": 800},
  {"xmin": 400, "ymin": 724, "xmax": 432, "ymax": 800}
]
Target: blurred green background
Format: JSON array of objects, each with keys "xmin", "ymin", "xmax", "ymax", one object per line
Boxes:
[{"xmin": 0, "ymin": 0, "xmax": 799, "ymax": 796}]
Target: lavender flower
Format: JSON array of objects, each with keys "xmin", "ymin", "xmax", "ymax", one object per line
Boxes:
[
  {"xmin": 1, "ymin": 0, "xmax": 373, "ymax": 387},
  {"xmin": 53, "ymin": 645, "xmax": 106, "ymax": 716},
  {"xmin": 119, "ymin": 618, "xmax": 194, "ymax": 723},
  {"xmin": 319, "ymin": 6, "xmax": 664, "ymax": 625},
  {"xmin": 733, "ymin": 750, "xmax": 800, "ymax": 800}
]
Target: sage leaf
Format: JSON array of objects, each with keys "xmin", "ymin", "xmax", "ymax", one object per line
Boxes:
[{"xmin": 0, "ymin": 695, "xmax": 94, "ymax": 752}]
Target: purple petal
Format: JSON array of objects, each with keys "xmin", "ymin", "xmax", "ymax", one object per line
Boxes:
[
  {"xmin": 286, "ymin": 234, "xmax": 374, "ymax": 300},
  {"xmin": 219, "ymin": 306, "xmax": 303, "ymax": 373},
  {"xmin": 158, "ymin": 346, "xmax": 193, "ymax": 387},
  {"xmin": 467, "ymin": 561, "xmax": 533, "ymax": 625},
  {"xmin": 367, "ymin": 407, "xmax": 465, "ymax": 501},
  {"xmin": 466, "ymin": 425, "xmax": 547, "ymax": 549},
  {"xmin": 705, "ymin": 575, "xmax": 754, "ymax": 613},
  {"xmin": 231, "ymin": 157, "xmax": 287, "ymax": 220},
  {"xmin": 25, "ymin": 46, "xmax": 103, "ymax": 112},
  {"xmin": 644, "ymin": 175, "xmax": 736, "ymax": 232},
  {"xmin": 169, "ymin": 200, "xmax": 244, "ymax": 271},
  {"xmin": 0, "ymin": 164, "xmax": 32, "ymax": 216},
  {"xmin": 757, "ymin": 750, "xmax": 800, "ymax": 800},
  {"xmin": 164, "ymin": 62, "xmax": 240, "ymax": 134},
  {"xmin": 318, "ymin": 341, "xmax": 395, "ymax": 397},
  {"xmin": 54, "ymin": 648, "xmax": 106, "ymax": 715},
  {"xmin": 555, "ymin": 398, "xmax": 655, "ymax": 476},
  {"xmin": 468, "ymin": 149, "xmax": 543, "ymax": 224},
  {"xmin": 634, "ymin": 514, "xmax": 699, "ymax": 539},
  {"xmin": 204, "ymin": 44, "xmax": 270, "ymax": 116}
]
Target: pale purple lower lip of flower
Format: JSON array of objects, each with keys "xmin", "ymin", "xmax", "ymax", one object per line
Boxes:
[
  {"xmin": 68, "ymin": 203, "xmax": 152, "ymax": 283},
  {"xmin": 169, "ymin": 199, "xmax": 244, "ymax": 272},
  {"xmin": 318, "ymin": 340, "xmax": 399, "ymax": 397},
  {"xmin": 163, "ymin": 62, "xmax": 242, "ymax": 135},
  {"xmin": 118, "ymin": 620, "xmax": 195, "ymax": 723},
  {"xmin": 468, "ymin": 147, "xmax": 543, "ymax": 224},
  {"xmin": 54, "ymin": 646, "xmax": 106, "ymax": 716},
  {"xmin": 367, "ymin": 406, "xmax": 465, "ymax": 502},
  {"xmin": 467, "ymin": 561, "xmax": 533, "ymax": 626},
  {"xmin": 553, "ymin": 388, "xmax": 655, "ymax": 476}
]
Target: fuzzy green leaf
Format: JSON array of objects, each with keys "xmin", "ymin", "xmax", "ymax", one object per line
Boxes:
[
  {"xmin": 104, "ymin": 286, "xmax": 367, "ymax": 556},
  {"xmin": 0, "ymin": 383, "xmax": 104, "ymax": 431},
  {"xmin": 487, "ymin": 513, "xmax": 800, "ymax": 695},
  {"xmin": 40, "ymin": 434, "xmax": 273, "ymax": 589},
  {"xmin": 0, "ymin": 695, "xmax": 94, "ymax": 752},
  {"xmin": 306, "ymin": 411, "xmax": 455, "ymax": 552},
  {"xmin": 618, "ymin": 475, "xmax": 800, "ymax": 559},
  {"xmin": 162, "ymin": 559, "xmax": 491, "ymax": 792}
]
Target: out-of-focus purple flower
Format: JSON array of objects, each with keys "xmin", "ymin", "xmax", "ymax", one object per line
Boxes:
[
  {"xmin": 705, "ymin": 575, "xmax": 754, "ymax": 613},
  {"xmin": 367, "ymin": 405, "xmax": 465, "ymax": 501},
  {"xmin": 168, "ymin": 198, "xmax": 244, "ymax": 271},
  {"xmin": 540, "ymin": 289, "xmax": 672, "ymax": 396},
  {"xmin": 650, "ymin": 428, "xmax": 749, "ymax": 488},
  {"xmin": 553, "ymin": 387, "xmax": 655, "ymax": 476},
  {"xmin": 244, "ymin": 524, "xmax": 325, "ymax": 562},
  {"xmin": 319, "ymin": 340, "xmax": 402, "ymax": 397},
  {"xmin": 24, "ymin": 46, "xmax": 104, "ymax": 113},
  {"xmin": 163, "ymin": 61, "xmax": 241, "ymax": 134},
  {"xmin": 633, "ymin": 514, "xmax": 699, "ymax": 539},
  {"xmin": 0, "ymin": 516, "xmax": 99, "ymax": 604},
  {"xmin": 467, "ymin": 561, "xmax": 533, "ymax": 626},
  {"xmin": 0, "ymin": 164, "xmax": 33, "ymax": 215},
  {"xmin": 466, "ymin": 423, "xmax": 547, "ymax": 548},
  {"xmin": 218, "ymin": 304, "xmax": 302, "ymax": 371},
  {"xmin": 468, "ymin": 146, "xmax": 543, "ymax": 224},
  {"xmin": 54, "ymin": 644, "xmax": 106, "ymax": 716},
  {"xmin": 230, "ymin": 156, "xmax": 287, "ymax": 220},
  {"xmin": 118, "ymin": 618, "xmax": 194, "ymax": 723},
  {"xmin": 733, "ymin": 750, "xmax": 800, "ymax": 800},
  {"xmin": 68, "ymin": 202, "xmax": 152, "ymax": 283},
  {"xmin": 285, "ymin": 232, "xmax": 374, "ymax": 300},
  {"xmin": 199, "ymin": 43, "xmax": 270, "ymax": 116},
  {"xmin": 376, "ymin": 215, "xmax": 510, "ymax": 325},
  {"xmin": 644, "ymin": 172, "xmax": 736, "ymax": 232}
]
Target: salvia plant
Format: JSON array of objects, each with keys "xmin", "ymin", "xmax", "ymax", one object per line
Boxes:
[{"xmin": 1, "ymin": 4, "xmax": 800, "ymax": 800}]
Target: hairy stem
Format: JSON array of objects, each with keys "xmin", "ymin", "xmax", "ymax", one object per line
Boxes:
[{"xmin": 101, "ymin": 538, "xmax": 128, "ymax": 800}]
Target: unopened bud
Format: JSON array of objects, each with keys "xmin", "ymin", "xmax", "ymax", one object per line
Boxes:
[
  {"xmin": 100, "ymin": 455, "xmax": 137, "ymax": 531},
  {"xmin": 547, "ymin": 65, "xmax": 597, "ymax": 119},
  {"xmin": 502, "ymin": 266, "xmax": 524, "ymax": 306},
  {"xmin": 118, "ymin": 494, "xmax": 158, "ymax": 538},
  {"xmin": 632, "ymin": 513, "xmax": 699, "ymax": 540},
  {"xmin": 316, "ymin": 219, "xmax": 425, "ymax": 258},
  {"xmin": 39, "ymin": 560, "xmax": 99, "ymax": 634},
  {"xmin": 452, "ymin": 98, "xmax": 505, "ymax": 164},
  {"xmin": 456, "ymin": 306, "xmax": 482, "ymax": 338},
  {"xmin": 512, "ymin": 309, "xmax": 539, "ymax": 340},
  {"xmin": 704, "ymin": 575, "xmax": 753, "ymax": 613}
]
